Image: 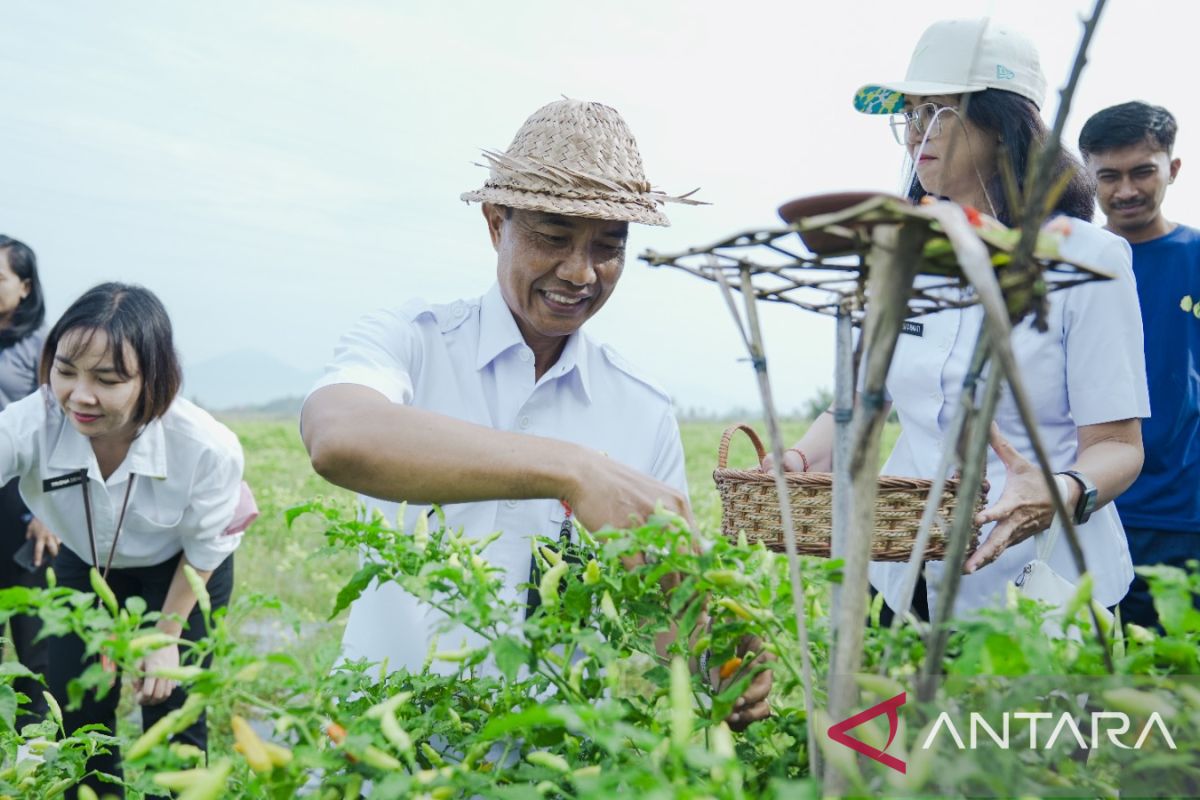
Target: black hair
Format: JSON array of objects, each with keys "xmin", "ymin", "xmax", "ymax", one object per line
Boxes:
[
  {"xmin": 0, "ymin": 235, "xmax": 46, "ymax": 346},
  {"xmin": 906, "ymin": 89, "xmax": 1095, "ymax": 225},
  {"xmin": 1079, "ymin": 101, "xmax": 1178, "ymax": 157},
  {"xmin": 40, "ymin": 282, "xmax": 181, "ymax": 426}
]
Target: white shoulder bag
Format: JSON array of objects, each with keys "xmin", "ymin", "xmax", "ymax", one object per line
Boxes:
[{"xmin": 1013, "ymin": 489, "xmax": 1113, "ymax": 640}]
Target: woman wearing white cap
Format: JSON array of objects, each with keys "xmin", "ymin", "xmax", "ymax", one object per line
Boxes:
[{"xmin": 778, "ymin": 19, "xmax": 1150, "ymax": 621}]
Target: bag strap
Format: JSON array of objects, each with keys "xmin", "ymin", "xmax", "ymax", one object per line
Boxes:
[
  {"xmin": 1034, "ymin": 474, "xmax": 1074, "ymax": 562},
  {"xmin": 1034, "ymin": 516, "xmax": 1061, "ymax": 563}
]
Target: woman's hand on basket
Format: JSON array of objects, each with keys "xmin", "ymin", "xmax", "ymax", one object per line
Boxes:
[
  {"xmin": 759, "ymin": 448, "xmax": 808, "ymax": 473},
  {"xmin": 965, "ymin": 426, "xmax": 1055, "ymax": 573}
]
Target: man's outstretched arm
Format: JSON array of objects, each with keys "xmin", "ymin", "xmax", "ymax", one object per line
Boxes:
[{"xmin": 302, "ymin": 383, "xmax": 691, "ymax": 530}]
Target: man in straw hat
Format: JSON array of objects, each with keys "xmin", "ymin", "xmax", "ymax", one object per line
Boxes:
[{"xmin": 302, "ymin": 99, "xmax": 771, "ymax": 728}]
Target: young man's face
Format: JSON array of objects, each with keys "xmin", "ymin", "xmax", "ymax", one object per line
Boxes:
[
  {"xmin": 1086, "ymin": 139, "xmax": 1181, "ymax": 241},
  {"xmin": 485, "ymin": 204, "xmax": 628, "ymax": 353}
]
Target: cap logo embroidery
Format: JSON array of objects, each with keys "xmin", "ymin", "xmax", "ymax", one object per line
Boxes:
[{"xmin": 996, "ymin": 64, "xmax": 1016, "ymax": 80}]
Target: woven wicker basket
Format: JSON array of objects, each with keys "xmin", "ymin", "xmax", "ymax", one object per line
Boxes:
[{"xmin": 714, "ymin": 424, "xmax": 985, "ymax": 562}]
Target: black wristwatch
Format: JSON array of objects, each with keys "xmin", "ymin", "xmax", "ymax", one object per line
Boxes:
[{"xmin": 1058, "ymin": 470, "xmax": 1098, "ymax": 525}]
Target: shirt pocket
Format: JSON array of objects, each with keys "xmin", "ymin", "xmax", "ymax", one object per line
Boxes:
[{"xmin": 123, "ymin": 506, "xmax": 185, "ymax": 535}]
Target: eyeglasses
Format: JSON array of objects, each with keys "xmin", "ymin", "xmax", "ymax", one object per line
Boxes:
[{"xmin": 889, "ymin": 103, "xmax": 957, "ymax": 145}]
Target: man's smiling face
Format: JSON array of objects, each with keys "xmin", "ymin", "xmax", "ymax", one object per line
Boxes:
[
  {"xmin": 1087, "ymin": 138, "xmax": 1181, "ymax": 242},
  {"xmin": 486, "ymin": 203, "xmax": 628, "ymax": 355}
]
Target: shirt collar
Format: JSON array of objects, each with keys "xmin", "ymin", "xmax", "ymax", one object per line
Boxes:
[
  {"xmin": 474, "ymin": 284, "xmax": 525, "ymax": 370},
  {"xmin": 474, "ymin": 283, "xmax": 593, "ymax": 404},
  {"xmin": 46, "ymin": 413, "xmax": 169, "ymax": 483}
]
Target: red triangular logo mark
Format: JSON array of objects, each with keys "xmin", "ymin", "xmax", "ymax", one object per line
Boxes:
[{"xmin": 826, "ymin": 691, "xmax": 907, "ymax": 774}]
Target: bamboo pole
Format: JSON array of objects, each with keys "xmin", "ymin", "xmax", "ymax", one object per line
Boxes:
[
  {"xmin": 829, "ymin": 298, "xmax": 856, "ymax": 629},
  {"xmin": 881, "ymin": 333, "xmax": 990, "ymax": 668},
  {"xmin": 824, "ymin": 221, "xmax": 925, "ymax": 794},
  {"xmin": 918, "ymin": 361, "xmax": 1004, "ymax": 701},
  {"xmin": 713, "ymin": 266, "xmax": 821, "ymax": 782}
]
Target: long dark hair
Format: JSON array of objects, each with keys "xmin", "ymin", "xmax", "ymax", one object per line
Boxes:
[
  {"xmin": 40, "ymin": 283, "xmax": 182, "ymax": 426},
  {"xmin": 906, "ymin": 89, "xmax": 1095, "ymax": 225},
  {"xmin": 0, "ymin": 235, "xmax": 46, "ymax": 346}
]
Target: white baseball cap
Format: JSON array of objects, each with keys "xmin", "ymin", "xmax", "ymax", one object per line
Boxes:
[{"xmin": 854, "ymin": 18, "xmax": 1046, "ymax": 115}]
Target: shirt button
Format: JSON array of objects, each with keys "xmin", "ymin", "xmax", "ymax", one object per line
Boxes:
[
  {"xmin": 519, "ymin": 416, "xmax": 530, "ymax": 429},
  {"xmin": 504, "ymin": 499, "xmax": 518, "ymax": 509},
  {"xmin": 453, "ymin": 302, "xmax": 466, "ymax": 317},
  {"xmin": 519, "ymin": 349, "xmax": 532, "ymax": 363}
]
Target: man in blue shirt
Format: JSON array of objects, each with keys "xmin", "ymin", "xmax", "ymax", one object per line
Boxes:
[{"xmin": 1080, "ymin": 102, "xmax": 1200, "ymax": 630}]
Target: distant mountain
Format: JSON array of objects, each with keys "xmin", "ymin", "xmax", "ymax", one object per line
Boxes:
[{"xmin": 184, "ymin": 350, "xmax": 320, "ymax": 411}]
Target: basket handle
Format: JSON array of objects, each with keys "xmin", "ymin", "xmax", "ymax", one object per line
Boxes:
[{"xmin": 717, "ymin": 424, "xmax": 767, "ymax": 468}]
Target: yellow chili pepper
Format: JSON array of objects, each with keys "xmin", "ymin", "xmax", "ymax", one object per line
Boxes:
[{"xmin": 231, "ymin": 715, "xmax": 273, "ymax": 773}]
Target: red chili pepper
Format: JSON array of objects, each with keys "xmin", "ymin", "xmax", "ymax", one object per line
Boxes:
[{"xmin": 964, "ymin": 205, "xmax": 983, "ymax": 227}]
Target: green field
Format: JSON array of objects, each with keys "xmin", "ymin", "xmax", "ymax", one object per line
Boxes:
[{"xmin": 225, "ymin": 415, "xmax": 898, "ymax": 666}]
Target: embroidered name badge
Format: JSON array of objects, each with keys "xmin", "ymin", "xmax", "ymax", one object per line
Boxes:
[
  {"xmin": 901, "ymin": 320, "xmax": 925, "ymax": 337},
  {"xmin": 43, "ymin": 469, "xmax": 87, "ymax": 493}
]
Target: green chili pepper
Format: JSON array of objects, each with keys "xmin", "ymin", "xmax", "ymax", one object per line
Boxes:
[
  {"xmin": 43, "ymin": 691, "xmax": 62, "ymax": 728},
  {"xmin": 538, "ymin": 561, "xmax": 569, "ymax": 609},
  {"xmin": 89, "ymin": 568, "xmax": 118, "ymax": 616},
  {"xmin": 129, "ymin": 632, "xmax": 181, "ymax": 654},
  {"xmin": 380, "ymin": 710, "xmax": 416, "ymax": 765},
  {"xmin": 182, "ymin": 564, "xmax": 211, "ymax": 618},
  {"xmin": 703, "ymin": 569, "xmax": 745, "ymax": 586},
  {"xmin": 360, "ymin": 745, "xmax": 403, "ymax": 771},
  {"xmin": 412, "ymin": 511, "xmax": 429, "ymax": 553},
  {"xmin": 365, "ymin": 691, "xmax": 413, "ymax": 719},
  {"xmin": 127, "ymin": 693, "xmax": 208, "ymax": 760},
  {"xmin": 420, "ymin": 742, "xmax": 445, "ymax": 767},
  {"xmin": 600, "ymin": 591, "xmax": 619, "ymax": 623},
  {"xmin": 526, "ymin": 750, "xmax": 570, "ymax": 773},
  {"xmin": 152, "ymin": 769, "xmax": 207, "ymax": 791},
  {"xmin": 669, "ymin": 656, "xmax": 692, "ymax": 749}
]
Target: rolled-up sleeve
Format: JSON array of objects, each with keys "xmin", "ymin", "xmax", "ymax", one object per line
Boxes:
[
  {"xmin": 180, "ymin": 445, "xmax": 245, "ymax": 570},
  {"xmin": 1063, "ymin": 237, "xmax": 1151, "ymax": 426},
  {"xmin": 307, "ymin": 307, "xmax": 423, "ymax": 406},
  {"xmin": 0, "ymin": 392, "xmax": 47, "ymax": 485},
  {"xmin": 649, "ymin": 409, "xmax": 688, "ymax": 496}
]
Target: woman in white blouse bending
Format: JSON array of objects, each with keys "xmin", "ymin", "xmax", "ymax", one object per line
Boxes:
[
  {"xmin": 778, "ymin": 19, "xmax": 1149, "ymax": 621},
  {"xmin": 7, "ymin": 283, "xmax": 246, "ymax": 797}
]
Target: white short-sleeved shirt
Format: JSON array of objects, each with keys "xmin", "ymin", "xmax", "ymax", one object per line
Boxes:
[
  {"xmin": 870, "ymin": 219, "xmax": 1150, "ymax": 615},
  {"xmin": 0, "ymin": 391, "xmax": 245, "ymax": 571},
  {"xmin": 309, "ymin": 283, "xmax": 688, "ymax": 674}
]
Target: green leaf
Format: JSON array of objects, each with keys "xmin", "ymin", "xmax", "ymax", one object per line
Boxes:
[
  {"xmin": 0, "ymin": 662, "xmax": 38, "ymax": 681},
  {"xmin": 479, "ymin": 705, "xmax": 568, "ymax": 738},
  {"xmin": 125, "ymin": 595, "xmax": 148, "ymax": 616},
  {"xmin": 492, "ymin": 635, "xmax": 530, "ymax": 682},
  {"xmin": 329, "ymin": 563, "xmax": 386, "ymax": 620},
  {"xmin": 285, "ymin": 502, "xmax": 317, "ymax": 527},
  {"xmin": 0, "ymin": 685, "xmax": 16, "ymax": 732}
]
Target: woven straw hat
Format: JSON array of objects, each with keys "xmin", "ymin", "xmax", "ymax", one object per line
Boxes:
[{"xmin": 461, "ymin": 99, "xmax": 700, "ymax": 227}]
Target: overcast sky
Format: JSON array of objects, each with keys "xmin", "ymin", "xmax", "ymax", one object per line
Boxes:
[{"xmin": 1, "ymin": 0, "xmax": 1193, "ymax": 415}]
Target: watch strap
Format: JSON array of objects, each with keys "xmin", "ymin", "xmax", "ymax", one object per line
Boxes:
[{"xmin": 1057, "ymin": 470, "xmax": 1097, "ymax": 525}]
